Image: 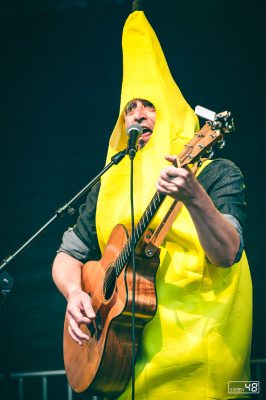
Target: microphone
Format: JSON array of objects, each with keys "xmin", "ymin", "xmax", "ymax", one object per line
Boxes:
[{"xmin": 126, "ymin": 123, "xmax": 143, "ymax": 160}]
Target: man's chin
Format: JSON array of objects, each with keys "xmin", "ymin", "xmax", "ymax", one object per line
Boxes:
[
  {"xmin": 138, "ymin": 139, "xmax": 145, "ymax": 149},
  {"xmin": 138, "ymin": 133, "xmax": 152, "ymax": 149}
]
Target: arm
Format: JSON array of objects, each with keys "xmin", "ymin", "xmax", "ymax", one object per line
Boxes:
[
  {"xmin": 156, "ymin": 156, "xmax": 240, "ymax": 267},
  {"xmin": 52, "ymin": 252, "xmax": 95, "ymax": 345},
  {"xmin": 52, "ymin": 183, "xmax": 101, "ymax": 345}
]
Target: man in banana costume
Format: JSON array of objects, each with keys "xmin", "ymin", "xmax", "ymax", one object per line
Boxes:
[{"xmin": 52, "ymin": 11, "xmax": 252, "ymax": 400}]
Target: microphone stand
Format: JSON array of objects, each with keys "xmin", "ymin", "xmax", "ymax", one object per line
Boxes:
[
  {"xmin": 128, "ymin": 147, "xmax": 138, "ymax": 400},
  {"xmin": 127, "ymin": 125, "xmax": 142, "ymax": 400},
  {"xmin": 0, "ymin": 148, "xmax": 127, "ymax": 274},
  {"xmin": 129, "ymin": 156, "xmax": 136, "ymax": 400},
  {"xmin": 0, "ymin": 147, "xmax": 127, "ymax": 398}
]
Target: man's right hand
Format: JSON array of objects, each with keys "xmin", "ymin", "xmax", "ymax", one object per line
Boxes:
[
  {"xmin": 66, "ymin": 288, "xmax": 96, "ymax": 345},
  {"xmin": 52, "ymin": 252, "xmax": 97, "ymax": 345}
]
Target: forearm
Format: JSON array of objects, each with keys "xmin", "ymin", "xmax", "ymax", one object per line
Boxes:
[
  {"xmin": 52, "ymin": 252, "xmax": 83, "ymax": 300},
  {"xmin": 156, "ymin": 159, "xmax": 241, "ymax": 267},
  {"xmin": 52, "ymin": 252, "xmax": 95, "ymax": 345},
  {"xmin": 185, "ymin": 184, "xmax": 240, "ymax": 267}
]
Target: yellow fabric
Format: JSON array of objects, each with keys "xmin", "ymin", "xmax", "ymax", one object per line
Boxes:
[
  {"xmin": 96, "ymin": 10, "xmax": 199, "ymax": 253},
  {"xmin": 95, "ymin": 11, "xmax": 252, "ymax": 400}
]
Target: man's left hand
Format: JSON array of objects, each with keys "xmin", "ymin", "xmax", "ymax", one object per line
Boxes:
[{"xmin": 156, "ymin": 155, "xmax": 201, "ymax": 205}]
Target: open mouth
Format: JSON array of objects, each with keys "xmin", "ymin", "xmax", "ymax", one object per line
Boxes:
[
  {"xmin": 141, "ymin": 127, "xmax": 153, "ymax": 134},
  {"xmin": 138, "ymin": 128, "xmax": 152, "ymax": 146}
]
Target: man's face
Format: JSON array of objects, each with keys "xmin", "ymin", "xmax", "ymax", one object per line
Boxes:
[{"xmin": 124, "ymin": 99, "xmax": 156, "ymax": 148}]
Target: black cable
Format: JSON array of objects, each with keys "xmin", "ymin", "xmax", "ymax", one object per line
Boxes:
[{"xmin": 130, "ymin": 157, "xmax": 136, "ymax": 400}]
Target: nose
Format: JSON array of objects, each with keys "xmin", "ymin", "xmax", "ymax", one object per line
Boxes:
[{"xmin": 133, "ymin": 105, "xmax": 147, "ymax": 124}]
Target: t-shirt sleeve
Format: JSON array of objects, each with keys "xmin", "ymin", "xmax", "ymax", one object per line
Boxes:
[
  {"xmin": 197, "ymin": 158, "xmax": 247, "ymax": 262},
  {"xmin": 57, "ymin": 181, "xmax": 101, "ymax": 262},
  {"xmin": 197, "ymin": 158, "xmax": 247, "ymax": 231}
]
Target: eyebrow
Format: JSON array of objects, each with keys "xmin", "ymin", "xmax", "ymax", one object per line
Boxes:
[{"xmin": 124, "ymin": 99, "xmax": 155, "ymax": 114}]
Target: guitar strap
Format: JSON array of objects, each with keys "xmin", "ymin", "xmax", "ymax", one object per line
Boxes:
[{"xmin": 144, "ymin": 160, "xmax": 202, "ymax": 257}]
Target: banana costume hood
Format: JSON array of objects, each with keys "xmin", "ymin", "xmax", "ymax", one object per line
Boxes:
[
  {"xmin": 96, "ymin": 11, "xmax": 252, "ymax": 400},
  {"xmin": 96, "ymin": 10, "xmax": 199, "ymax": 251}
]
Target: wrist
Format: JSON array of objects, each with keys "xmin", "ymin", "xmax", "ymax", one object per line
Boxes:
[
  {"xmin": 66, "ymin": 285, "xmax": 82, "ymax": 301},
  {"xmin": 183, "ymin": 181, "xmax": 206, "ymax": 209}
]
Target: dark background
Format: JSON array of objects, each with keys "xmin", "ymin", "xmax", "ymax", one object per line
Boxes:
[{"xmin": 0, "ymin": 0, "xmax": 265, "ymax": 397}]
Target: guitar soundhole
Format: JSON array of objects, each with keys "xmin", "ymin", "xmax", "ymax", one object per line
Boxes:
[{"xmin": 103, "ymin": 265, "xmax": 116, "ymax": 301}]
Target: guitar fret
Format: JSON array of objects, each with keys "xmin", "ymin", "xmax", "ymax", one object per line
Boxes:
[
  {"xmin": 113, "ymin": 193, "xmax": 171, "ymax": 276},
  {"xmin": 121, "ymin": 254, "xmax": 125, "ymax": 269},
  {"xmin": 114, "ymin": 259, "xmax": 120, "ymax": 276},
  {"xmin": 119, "ymin": 257, "xmax": 122, "ymax": 271},
  {"xmin": 113, "ymin": 192, "xmax": 165, "ymax": 278},
  {"xmin": 135, "ymin": 225, "xmax": 141, "ymax": 241},
  {"xmin": 144, "ymin": 212, "xmax": 149, "ymax": 225},
  {"xmin": 122, "ymin": 250, "xmax": 127, "ymax": 264},
  {"xmin": 138, "ymin": 221, "xmax": 143, "ymax": 233},
  {"xmin": 124, "ymin": 245, "xmax": 130, "ymax": 260}
]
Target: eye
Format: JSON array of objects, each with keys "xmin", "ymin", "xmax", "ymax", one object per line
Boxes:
[
  {"xmin": 143, "ymin": 100, "xmax": 155, "ymax": 110},
  {"xmin": 125, "ymin": 100, "xmax": 137, "ymax": 114}
]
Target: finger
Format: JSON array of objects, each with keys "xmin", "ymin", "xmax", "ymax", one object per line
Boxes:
[
  {"xmin": 67, "ymin": 324, "xmax": 84, "ymax": 346},
  {"xmin": 156, "ymin": 181, "xmax": 179, "ymax": 195},
  {"xmin": 164, "ymin": 155, "xmax": 177, "ymax": 163},
  {"xmin": 157, "ymin": 178, "xmax": 177, "ymax": 190},
  {"xmin": 81, "ymin": 297, "xmax": 96, "ymax": 319},
  {"xmin": 67, "ymin": 307, "xmax": 89, "ymax": 324},
  {"xmin": 164, "ymin": 165, "xmax": 189, "ymax": 178},
  {"xmin": 69, "ymin": 319, "xmax": 90, "ymax": 342},
  {"xmin": 160, "ymin": 167, "xmax": 179, "ymax": 182},
  {"xmin": 159, "ymin": 172, "xmax": 187, "ymax": 189},
  {"xmin": 79, "ymin": 315, "xmax": 92, "ymax": 324}
]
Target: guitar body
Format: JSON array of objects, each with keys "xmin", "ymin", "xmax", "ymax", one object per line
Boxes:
[{"xmin": 63, "ymin": 224, "xmax": 160, "ymax": 398}]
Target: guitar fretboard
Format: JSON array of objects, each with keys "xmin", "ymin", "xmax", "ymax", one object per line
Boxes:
[{"xmin": 114, "ymin": 191, "xmax": 165, "ymax": 276}]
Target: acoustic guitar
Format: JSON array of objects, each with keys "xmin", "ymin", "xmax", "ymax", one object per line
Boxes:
[{"xmin": 63, "ymin": 111, "xmax": 234, "ymax": 398}]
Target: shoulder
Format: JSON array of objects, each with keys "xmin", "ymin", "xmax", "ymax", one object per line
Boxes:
[
  {"xmin": 200, "ymin": 158, "xmax": 243, "ymax": 176},
  {"xmin": 197, "ymin": 158, "xmax": 244, "ymax": 190}
]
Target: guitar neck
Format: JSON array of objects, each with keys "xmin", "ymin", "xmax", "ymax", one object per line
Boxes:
[{"xmin": 115, "ymin": 191, "xmax": 165, "ymax": 276}]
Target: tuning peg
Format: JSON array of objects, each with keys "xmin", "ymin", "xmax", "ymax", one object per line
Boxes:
[
  {"xmin": 208, "ymin": 150, "xmax": 214, "ymax": 159},
  {"xmin": 218, "ymin": 140, "xmax": 226, "ymax": 149},
  {"xmin": 197, "ymin": 159, "xmax": 203, "ymax": 167},
  {"xmin": 226, "ymin": 122, "xmax": 235, "ymax": 132}
]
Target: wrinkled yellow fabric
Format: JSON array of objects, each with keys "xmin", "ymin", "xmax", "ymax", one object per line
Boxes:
[{"xmin": 95, "ymin": 11, "xmax": 252, "ymax": 400}]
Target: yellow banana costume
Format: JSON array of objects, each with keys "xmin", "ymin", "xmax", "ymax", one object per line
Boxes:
[{"xmin": 96, "ymin": 11, "xmax": 252, "ymax": 400}]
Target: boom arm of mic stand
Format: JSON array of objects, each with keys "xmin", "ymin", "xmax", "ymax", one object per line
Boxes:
[{"xmin": 0, "ymin": 148, "xmax": 127, "ymax": 274}]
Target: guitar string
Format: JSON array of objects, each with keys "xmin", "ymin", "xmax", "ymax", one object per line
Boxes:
[
  {"xmin": 103, "ymin": 192, "xmax": 162, "ymax": 292},
  {"xmin": 103, "ymin": 191, "xmax": 165, "ymax": 294}
]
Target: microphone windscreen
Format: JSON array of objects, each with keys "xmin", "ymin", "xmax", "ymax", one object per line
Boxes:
[{"xmin": 126, "ymin": 123, "xmax": 143, "ymax": 136}]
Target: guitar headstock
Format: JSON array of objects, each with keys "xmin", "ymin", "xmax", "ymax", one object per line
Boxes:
[
  {"xmin": 177, "ymin": 106, "xmax": 235, "ymax": 167},
  {"xmin": 213, "ymin": 110, "xmax": 235, "ymax": 135}
]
